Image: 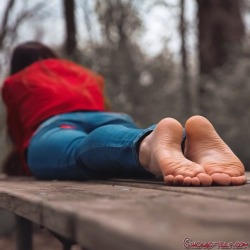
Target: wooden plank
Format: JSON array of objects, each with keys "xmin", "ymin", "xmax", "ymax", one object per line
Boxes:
[
  {"xmin": 0, "ymin": 178, "xmax": 249, "ymax": 250},
  {"xmin": 93, "ymin": 172, "xmax": 250, "ymax": 202},
  {"xmin": 1, "ymin": 173, "xmax": 250, "ymax": 202}
]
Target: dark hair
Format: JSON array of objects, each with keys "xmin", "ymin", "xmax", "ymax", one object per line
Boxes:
[{"xmin": 10, "ymin": 41, "xmax": 58, "ymax": 75}]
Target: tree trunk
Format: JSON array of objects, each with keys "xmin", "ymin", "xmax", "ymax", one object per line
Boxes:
[
  {"xmin": 180, "ymin": 0, "xmax": 188, "ymax": 73},
  {"xmin": 197, "ymin": 0, "xmax": 244, "ymax": 75},
  {"xmin": 63, "ymin": 0, "xmax": 77, "ymax": 55},
  {"xmin": 0, "ymin": 0, "xmax": 15, "ymax": 49},
  {"xmin": 179, "ymin": 0, "xmax": 190, "ymax": 117}
]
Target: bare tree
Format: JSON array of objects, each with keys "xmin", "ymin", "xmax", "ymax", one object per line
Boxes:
[
  {"xmin": 63, "ymin": 0, "xmax": 77, "ymax": 55},
  {"xmin": 179, "ymin": 0, "xmax": 188, "ymax": 73},
  {"xmin": 0, "ymin": 1, "xmax": 47, "ymax": 54},
  {"xmin": 179, "ymin": 0, "xmax": 190, "ymax": 117},
  {"xmin": 82, "ymin": 0, "xmax": 94, "ymax": 43},
  {"xmin": 96, "ymin": 0, "xmax": 141, "ymax": 49},
  {"xmin": 95, "ymin": 0, "xmax": 143, "ymax": 112},
  {"xmin": 0, "ymin": 0, "xmax": 15, "ymax": 49},
  {"xmin": 196, "ymin": 0, "xmax": 245, "ymax": 75},
  {"xmin": 92, "ymin": 0, "xmax": 187, "ymax": 125}
]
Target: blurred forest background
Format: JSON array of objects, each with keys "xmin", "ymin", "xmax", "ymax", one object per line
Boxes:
[{"xmin": 0, "ymin": 0, "xmax": 250, "ymax": 171}]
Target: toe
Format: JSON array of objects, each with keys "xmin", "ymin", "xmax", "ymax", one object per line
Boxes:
[
  {"xmin": 197, "ymin": 173, "xmax": 212, "ymax": 186},
  {"xmin": 211, "ymin": 173, "xmax": 231, "ymax": 186},
  {"xmin": 231, "ymin": 175, "xmax": 247, "ymax": 186},
  {"xmin": 231, "ymin": 176, "xmax": 241, "ymax": 186},
  {"xmin": 173, "ymin": 175, "xmax": 184, "ymax": 186},
  {"xmin": 164, "ymin": 175, "xmax": 174, "ymax": 185},
  {"xmin": 241, "ymin": 175, "xmax": 247, "ymax": 184},
  {"xmin": 183, "ymin": 176, "xmax": 192, "ymax": 186},
  {"xmin": 192, "ymin": 177, "xmax": 200, "ymax": 186}
]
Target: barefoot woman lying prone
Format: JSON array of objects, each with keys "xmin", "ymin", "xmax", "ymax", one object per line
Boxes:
[{"xmin": 1, "ymin": 41, "xmax": 246, "ymax": 186}]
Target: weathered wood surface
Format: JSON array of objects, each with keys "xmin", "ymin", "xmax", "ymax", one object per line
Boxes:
[{"xmin": 0, "ymin": 173, "xmax": 250, "ymax": 250}]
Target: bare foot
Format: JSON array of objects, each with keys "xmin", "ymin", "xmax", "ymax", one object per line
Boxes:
[
  {"xmin": 185, "ymin": 116, "xmax": 246, "ymax": 186},
  {"xmin": 139, "ymin": 118, "xmax": 212, "ymax": 186}
]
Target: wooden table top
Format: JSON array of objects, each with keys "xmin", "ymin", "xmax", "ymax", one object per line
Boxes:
[{"xmin": 0, "ymin": 173, "xmax": 250, "ymax": 250}]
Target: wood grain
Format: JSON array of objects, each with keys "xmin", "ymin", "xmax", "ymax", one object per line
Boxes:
[{"xmin": 0, "ymin": 174, "xmax": 249, "ymax": 250}]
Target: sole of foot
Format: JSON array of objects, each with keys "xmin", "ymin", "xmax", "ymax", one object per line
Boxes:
[
  {"xmin": 185, "ymin": 116, "xmax": 246, "ymax": 186},
  {"xmin": 139, "ymin": 118, "xmax": 212, "ymax": 186}
]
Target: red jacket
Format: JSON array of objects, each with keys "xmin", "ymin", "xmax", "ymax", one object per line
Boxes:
[{"xmin": 2, "ymin": 59, "xmax": 106, "ymax": 174}]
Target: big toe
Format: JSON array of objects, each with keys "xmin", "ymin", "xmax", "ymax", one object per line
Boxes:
[
  {"xmin": 197, "ymin": 173, "xmax": 212, "ymax": 186},
  {"xmin": 211, "ymin": 173, "xmax": 231, "ymax": 186}
]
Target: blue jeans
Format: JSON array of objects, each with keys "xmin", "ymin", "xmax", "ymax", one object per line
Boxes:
[{"xmin": 27, "ymin": 112, "xmax": 155, "ymax": 180}]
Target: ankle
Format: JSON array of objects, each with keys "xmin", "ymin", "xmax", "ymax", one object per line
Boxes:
[{"xmin": 138, "ymin": 134, "xmax": 151, "ymax": 171}]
